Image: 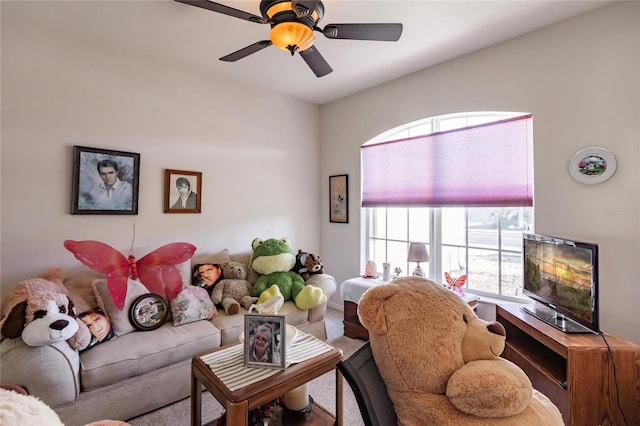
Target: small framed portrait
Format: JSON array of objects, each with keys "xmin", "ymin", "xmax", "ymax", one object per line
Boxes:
[
  {"xmin": 329, "ymin": 174, "xmax": 348, "ymax": 223},
  {"xmin": 71, "ymin": 145, "xmax": 140, "ymax": 215},
  {"xmin": 128, "ymin": 294, "xmax": 169, "ymax": 331},
  {"xmin": 244, "ymin": 314, "xmax": 286, "ymax": 370},
  {"xmin": 164, "ymin": 169, "xmax": 202, "ymax": 213}
]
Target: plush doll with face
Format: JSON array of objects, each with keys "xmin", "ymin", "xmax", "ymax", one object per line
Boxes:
[
  {"xmin": 211, "ymin": 261, "xmax": 258, "ymax": 315},
  {"xmin": 358, "ymin": 277, "xmax": 564, "ymax": 425},
  {"xmin": 0, "ymin": 269, "xmax": 91, "ymax": 351},
  {"xmin": 292, "ymin": 250, "xmax": 324, "ymax": 282},
  {"xmin": 251, "ymin": 238, "xmax": 327, "ymax": 310}
]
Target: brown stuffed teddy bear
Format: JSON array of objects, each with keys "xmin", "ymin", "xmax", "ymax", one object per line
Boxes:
[
  {"xmin": 292, "ymin": 250, "xmax": 324, "ymax": 282},
  {"xmin": 211, "ymin": 261, "xmax": 258, "ymax": 315},
  {"xmin": 0, "ymin": 269, "xmax": 91, "ymax": 351},
  {"xmin": 358, "ymin": 277, "xmax": 564, "ymax": 425}
]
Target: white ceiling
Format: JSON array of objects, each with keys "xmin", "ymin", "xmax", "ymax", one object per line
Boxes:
[{"xmin": 4, "ymin": 0, "xmax": 614, "ymax": 105}]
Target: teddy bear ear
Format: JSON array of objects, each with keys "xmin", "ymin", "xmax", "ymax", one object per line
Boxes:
[
  {"xmin": 357, "ymin": 284, "xmax": 400, "ymax": 335},
  {"xmin": 1, "ymin": 300, "xmax": 28, "ymax": 339}
]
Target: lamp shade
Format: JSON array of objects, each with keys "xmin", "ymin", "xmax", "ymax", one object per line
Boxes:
[
  {"xmin": 270, "ymin": 22, "xmax": 315, "ymax": 54},
  {"xmin": 407, "ymin": 243, "xmax": 429, "ymax": 263}
]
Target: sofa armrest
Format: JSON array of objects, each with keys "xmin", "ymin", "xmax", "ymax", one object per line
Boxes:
[
  {"xmin": 305, "ymin": 274, "xmax": 337, "ymax": 323},
  {"xmin": 0, "ymin": 338, "xmax": 80, "ymax": 408}
]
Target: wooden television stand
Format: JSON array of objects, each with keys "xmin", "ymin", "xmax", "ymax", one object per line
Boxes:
[{"xmin": 496, "ymin": 303, "xmax": 639, "ymax": 426}]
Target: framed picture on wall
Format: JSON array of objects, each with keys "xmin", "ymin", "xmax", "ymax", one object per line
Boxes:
[
  {"xmin": 329, "ymin": 174, "xmax": 348, "ymax": 223},
  {"xmin": 71, "ymin": 145, "xmax": 140, "ymax": 215},
  {"xmin": 164, "ymin": 169, "xmax": 202, "ymax": 213}
]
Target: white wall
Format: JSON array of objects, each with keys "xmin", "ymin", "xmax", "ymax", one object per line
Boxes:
[
  {"xmin": 320, "ymin": 2, "xmax": 640, "ymax": 344},
  {"xmin": 1, "ymin": 8, "xmax": 321, "ymax": 291}
]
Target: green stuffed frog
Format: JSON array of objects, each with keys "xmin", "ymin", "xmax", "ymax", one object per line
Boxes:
[{"xmin": 250, "ymin": 238, "xmax": 326, "ymax": 310}]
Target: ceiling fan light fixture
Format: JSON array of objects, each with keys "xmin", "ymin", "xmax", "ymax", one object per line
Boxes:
[
  {"xmin": 270, "ymin": 22, "xmax": 315, "ymax": 54},
  {"xmin": 263, "ymin": 1, "xmax": 320, "ymax": 22}
]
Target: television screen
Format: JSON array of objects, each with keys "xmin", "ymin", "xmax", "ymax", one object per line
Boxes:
[{"xmin": 522, "ymin": 233, "xmax": 599, "ymax": 333}]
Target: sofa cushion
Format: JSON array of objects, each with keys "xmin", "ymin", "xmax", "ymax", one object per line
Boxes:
[
  {"xmin": 93, "ymin": 279, "xmax": 149, "ymax": 336},
  {"xmin": 79, "ymin": 320, "xmax": 220, "ymax": 390},
  {"xmin": 65, "ymin": 273, "xmax": 101, "ymax": 313},
  {"xmin": 210, "ymin": 301, "xmax": 308, "ymax": 346}
]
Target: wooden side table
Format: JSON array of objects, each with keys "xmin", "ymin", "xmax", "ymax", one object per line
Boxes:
[{"xmin": 191, "ymin": 342, "xmax": 343, "ymax": 426}]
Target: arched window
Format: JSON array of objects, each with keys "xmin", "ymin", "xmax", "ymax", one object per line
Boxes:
[{"xmin": 362, "ymin": 111, "xmax": 533, "ymax": 297}]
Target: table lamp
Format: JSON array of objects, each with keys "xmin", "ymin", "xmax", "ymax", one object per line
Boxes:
[{"xmin": 407, "ymin": 242, "xmax": 429, "ymax": 277}]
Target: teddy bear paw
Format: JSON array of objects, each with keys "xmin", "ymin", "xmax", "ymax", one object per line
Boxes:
[
  {"xmin": 240, "ymin": 296, "xmax": 259, "ymax": 310},
  {"xmin": 294, "ymin": 285, "xmax": 327, "ymax": 310}
]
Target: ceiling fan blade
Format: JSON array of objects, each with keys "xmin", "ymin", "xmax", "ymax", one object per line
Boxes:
[
  {"xmin": 321, "ymin": 23, "xmax": 403, "ymax": 41},
  {"xmin": 299, "ymin": 46, "xmax": 333, "ymax": 78},
  {"xmin": 291, "ymin": 1, "xmax": 320, "ymax": 18},
  {"xmin": 220, "ymin": 41, "xmax": 272, "ymax": 62},
  {"xmin": 174, "ymin": 0, "xmax": 265, "ymax": 24}
]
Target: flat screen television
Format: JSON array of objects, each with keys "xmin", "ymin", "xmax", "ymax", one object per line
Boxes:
[{"xmin": 522, "ymin": 233, "xmax": 599, "ymax": 334}]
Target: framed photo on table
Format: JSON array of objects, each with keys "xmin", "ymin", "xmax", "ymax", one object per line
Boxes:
[
  {"xmin": 329, "ymin": 174, "xmax": 348, "ymax": 223},
  {"xmin": 164, "ymin": 169, "xmax": 202, "ymax": 213},
  {"xmin": 71, "ymin": 145, "xmax": 140, "ymax": 215},
  {"xmin": 244, "ymin": 314, "xmax": 286, "ymax": 370}
]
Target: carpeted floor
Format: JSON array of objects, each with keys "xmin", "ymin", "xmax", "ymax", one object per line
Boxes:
[{"xmin": 127, "ymin": 307, "xmax": 366, "ymax": 426}]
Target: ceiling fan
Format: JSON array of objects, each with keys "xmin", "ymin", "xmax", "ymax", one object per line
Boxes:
[{"xmin": 174, "ymin": 0, "xmax": 403, "ymax": 77}]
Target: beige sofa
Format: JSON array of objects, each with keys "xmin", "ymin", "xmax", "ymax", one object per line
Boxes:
[{"xmin": 0, "ymin": 249, "xmax": 336, "ymax": 426}]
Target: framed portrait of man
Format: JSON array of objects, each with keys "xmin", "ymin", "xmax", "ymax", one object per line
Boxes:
[
  {"xmin": 71, "ymin": 146, "xmax": 140, "ymax": 215},
  {"xmin": 164, "ymin": 169, "xmax": 202, "ymax": 214}
]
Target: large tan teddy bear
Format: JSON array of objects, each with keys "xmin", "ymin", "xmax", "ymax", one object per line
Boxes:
[
  {"xmin": 358, "ymin": 277, "xmax": 564, "ymax": 425},
  {"xmin": 211, "ymin": 261, "xmax": 258, "ymax": 315}
]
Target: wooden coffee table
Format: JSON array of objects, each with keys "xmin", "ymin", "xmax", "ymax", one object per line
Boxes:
[{"xmin": 191, "ymin": 342, "xmax": 343, "ymax": 426}]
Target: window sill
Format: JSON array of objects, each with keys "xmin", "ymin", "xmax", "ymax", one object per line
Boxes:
[{"xmin": 464, "ymin": 290, "xmax": 533, "ymax": 321}]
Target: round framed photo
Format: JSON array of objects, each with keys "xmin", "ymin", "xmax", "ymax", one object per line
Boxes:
[
  {"xmin": 128, "ymin": 294, "xmax": 168, "ymax": 331},
  {"xmin": 569, "ymin": 147, "xmax": 617, "ymax": 185}
]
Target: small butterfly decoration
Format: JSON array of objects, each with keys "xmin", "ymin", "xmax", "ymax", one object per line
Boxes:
[
  {"xmin": 64, "ymin": 236, "xmax": 196, "ymax": 311},
  {"xmin": 445, "ymin": 272, "xmax": 467, "ymax": 296}
]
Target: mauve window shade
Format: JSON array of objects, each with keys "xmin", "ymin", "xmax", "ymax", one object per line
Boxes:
[{"xmin": 361, "ymin": 114, "xmax": 533, "ymax": 207}]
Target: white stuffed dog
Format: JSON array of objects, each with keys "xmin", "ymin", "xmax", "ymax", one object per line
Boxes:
[{"xmin": 0, "ymin": 269, "xmax": 90, "ymax": 350}]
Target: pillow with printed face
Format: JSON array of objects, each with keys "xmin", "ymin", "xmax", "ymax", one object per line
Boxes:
[
  {"xmin": 192, "ymin": 263, "xmax": 223, "ymax": 294},
  {"xmin": 92, "ymin": 279, "xmax": 150, "ymax": 336},
  {"xmin": 77, "ymin": 308, "xmax": 114, "ymax": 351}
]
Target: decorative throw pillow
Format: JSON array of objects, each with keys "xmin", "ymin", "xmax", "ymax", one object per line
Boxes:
[
  {"xmin": 192, "ymin": 263, "xmax": 223, "ymax": 294},
  {"xmin": 208, "ymin": 248, "xmax": 231, "ymax": 264},
  {"xmin": 92, "ymin": 279, "xmax": 149, "ymax": 336},
  {"xmin": 170, "ymin": 286, "xmax": 217, "ymax": 326},
  {"xmin": 77, "ymin": 308, "xmax": 114, "ymax": 351},
  {"xmin": 64, "ymin": 273, "xmax": 101, "ymax": 313}
]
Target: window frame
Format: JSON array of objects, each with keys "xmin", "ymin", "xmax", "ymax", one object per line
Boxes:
[{"xmin": 362, "ymin": 112, "xmax": 533, "ymax": 299}]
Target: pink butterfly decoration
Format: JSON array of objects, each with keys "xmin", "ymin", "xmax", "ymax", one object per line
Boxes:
[
  {"xmin": 445, "ymin": 272, "xmax": 467, "ymax": 296},
  {"xmin": 64, "ymin": 240, "xmax": 196, "ymax": 310}
]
